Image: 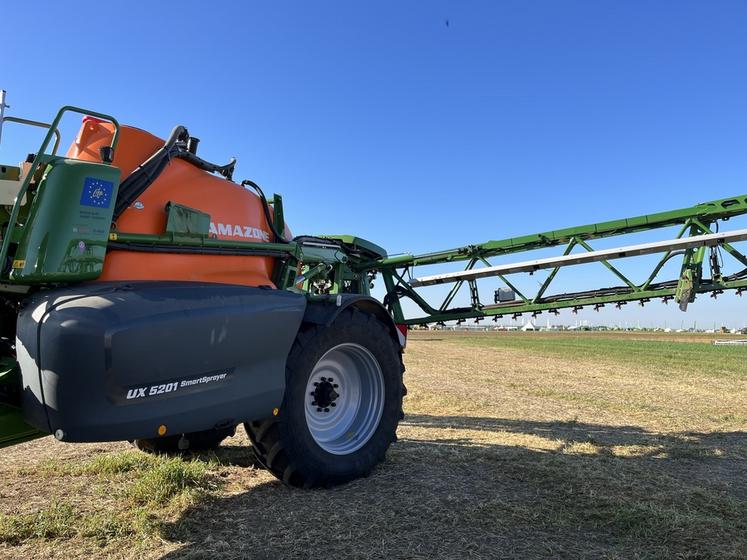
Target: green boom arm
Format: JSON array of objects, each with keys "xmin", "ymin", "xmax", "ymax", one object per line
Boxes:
[{"xmin": 367, "ymin": 194, "xmax": 747, "ymax": 325}]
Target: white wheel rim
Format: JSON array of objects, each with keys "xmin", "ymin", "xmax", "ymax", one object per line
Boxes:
[{"xmin": 304, "ymin": 343, "xmax": 385, "ymax": 455}]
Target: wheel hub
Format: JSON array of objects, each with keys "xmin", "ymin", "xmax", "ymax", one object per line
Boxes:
[
  {"xmin": 310, "ymin": 377, "xmax": 339, "ymax": 412},
  {"xmin": 303, "ymin": 343, "xmax": 385, "ymax": 455}
]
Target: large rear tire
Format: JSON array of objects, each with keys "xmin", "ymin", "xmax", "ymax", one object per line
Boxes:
[{"xmin": 245, "ymin": 308, "xmax": 403, "ymax": 488}]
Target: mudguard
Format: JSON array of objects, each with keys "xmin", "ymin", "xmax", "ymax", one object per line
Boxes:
[
  {"xmin": 303, "ymin": 294, "xmax": 401, "ymax": 345},
  {"xmin": 16, "ymin": 282, "xmax": 306, "ymax": 442}
]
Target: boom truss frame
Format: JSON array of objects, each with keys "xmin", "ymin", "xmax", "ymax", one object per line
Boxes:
[{"xmin": 367, "ymin": 194, "xmax": 747, "ymax": 326}]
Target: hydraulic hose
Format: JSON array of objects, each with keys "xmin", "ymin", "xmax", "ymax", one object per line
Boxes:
[
  {"xmin": 113, "ymin": 126, "xmax": 188, "ymax": 220},
  {"xmin": 241, "ymin": 179, "xmax": 289, "ymax": 243},
  {"xmin": 113, "ymin": 126, "xmax": 236, "ymax": 221},
  {"xmin": 113, "ymin": 127, "xmax": 282, "ymax": 248},
  {"xmin": 176, "ymin": 151, "xmax": 236, "ymax": 179}
]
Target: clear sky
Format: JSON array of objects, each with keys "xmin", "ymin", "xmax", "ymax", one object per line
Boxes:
[{"xmin": 3, "ymin": 1, "xmax": 747, "ymax": 327}]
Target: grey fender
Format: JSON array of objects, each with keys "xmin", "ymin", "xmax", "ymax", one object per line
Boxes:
[{"xmin": 302, "ymin": 295, "xmax": 404, "ymax": 347}]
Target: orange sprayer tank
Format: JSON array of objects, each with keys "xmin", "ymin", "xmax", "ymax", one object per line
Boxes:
[{"xmin": 66, "ymin": 117, "xmax": 279, "ymax": 287}]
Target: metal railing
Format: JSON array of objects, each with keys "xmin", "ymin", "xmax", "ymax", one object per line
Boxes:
[{"xmin": 0, "ymin": 103, "xmax": 121, "ymax": 274}]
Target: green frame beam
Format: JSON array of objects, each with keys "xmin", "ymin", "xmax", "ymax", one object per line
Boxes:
[{"xmin": 369, "ymin": 194, "xmax": 747, "ymax": 325}]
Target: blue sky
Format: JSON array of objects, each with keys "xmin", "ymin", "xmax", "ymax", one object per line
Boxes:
[{"xmin": 3, "ymin": 1, "xmax": 747, "ymax": 327}]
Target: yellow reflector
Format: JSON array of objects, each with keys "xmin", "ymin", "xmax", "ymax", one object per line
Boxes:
[
  {"xmin": 272, "ymin": 407, "xmax": 279, "ymax": 416},
  {"xmin": 157, "ymin": 424, "xmax": 167, "ymax": 436}
]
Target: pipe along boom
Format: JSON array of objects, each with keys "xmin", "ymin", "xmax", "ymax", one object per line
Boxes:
[
  {"xmin": 373, "ymin": 193, "xmax": 747, "ymax": 325},
  {"xmin": 0, "ymin": 96, "xmax": 745, "ymax": 486}
]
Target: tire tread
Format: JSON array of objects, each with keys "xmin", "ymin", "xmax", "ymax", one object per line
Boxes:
[{"xmin": 245, "ymin": 308, "xmax": 403, "ymax": 488}]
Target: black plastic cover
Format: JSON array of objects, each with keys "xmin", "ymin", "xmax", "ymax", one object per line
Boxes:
[{"xmin": 17, "ymin": 282, "xmax": 306, "ymax": 442}]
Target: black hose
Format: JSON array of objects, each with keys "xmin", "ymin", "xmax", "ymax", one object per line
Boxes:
[
  {"xmin": 113, "ymin": 125, "xmax": 236, "ymax": 220},
  {"xmin": 175, "ymin": 151, "xmax": 236, "ymax": 180},
  {"xmin": 113, "ymin": 126, "xmax": 189, "ymax": 220},
  {"xmin": 241, "ymin": 179, "xmax": 289, "ymax": 243},
  {"xmin": 112, "ymin": 126, "xmax": 285, "ymax": 248}
]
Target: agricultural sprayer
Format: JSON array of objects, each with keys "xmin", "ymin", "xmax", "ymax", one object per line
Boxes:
[{"xmin": 0, "ymin": 91, "xmax": 745, "ymax": 487}]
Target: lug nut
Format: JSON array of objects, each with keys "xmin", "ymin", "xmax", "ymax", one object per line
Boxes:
[
  {"xmin": 330, "ymin": 402, "xmax": 336, "ymax": 407},
  {"xmin": 312, "ymin": 401, "xmax": 317, "ymax": 405},
  {"xmin": 317, "ymin": 407, "xmax": 322, "ymax": 412},
  {"xmin": 321, "ymin": 377, "xmax": 327, "ymax": 381},
  {"xmin": 333, "ymin": 384, "xmax": 338, "ymax": 388},
  {"xmin": 324, "ymin": 408, "xmax": 329, "ymax": 412},
  {"xmin": 313, "ymin": 382, "xmax": 319, "ymax": 386}
]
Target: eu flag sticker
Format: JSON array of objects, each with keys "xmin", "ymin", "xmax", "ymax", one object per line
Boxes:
[{"xmin": 80, "ymin": 177, "xmax": 114, "ymax": 208}]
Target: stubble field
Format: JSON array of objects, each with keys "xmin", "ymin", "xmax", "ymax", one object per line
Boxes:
[{"xmin": 0, "ymin": 331, "xmax": 745, "ymax": 559}]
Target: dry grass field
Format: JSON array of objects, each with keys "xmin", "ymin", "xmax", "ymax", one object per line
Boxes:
[{"xmin": 0, "ymin": 331, "xmax": 745, "ymax": 559}]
